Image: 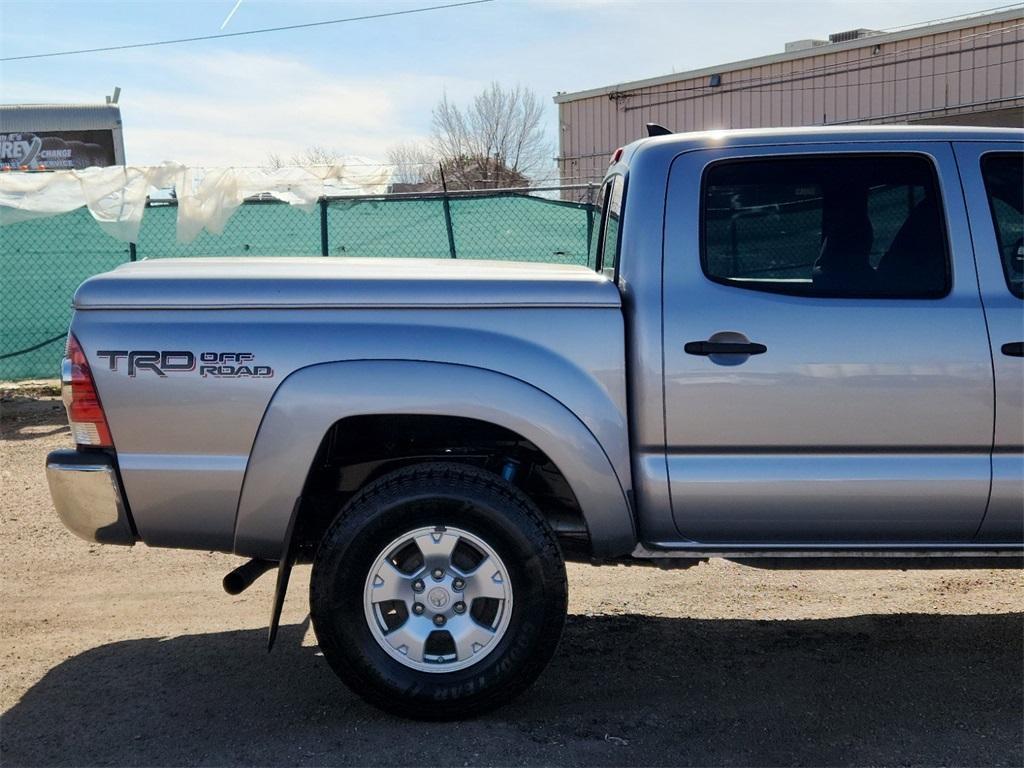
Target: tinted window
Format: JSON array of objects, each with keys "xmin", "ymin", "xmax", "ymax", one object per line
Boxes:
[
  {"xmin": 980, "ymin": 153, "xmax": 1023, "ymax": 299},
  {"xmin": 702, "ymin": 155, "xmax": 949, "ymax": 297},
  {"xmin": 597, "ymin": 175, "xmax": 624, "ymax": 277}
]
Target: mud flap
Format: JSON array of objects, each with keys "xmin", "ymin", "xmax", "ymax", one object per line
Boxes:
[{"xmin": 267, "ymin": 497, "xmax": 301, "ymax": 651}]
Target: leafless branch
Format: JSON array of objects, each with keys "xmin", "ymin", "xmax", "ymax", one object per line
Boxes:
[{"xmin": 430, "ymin": 83, "xmax": 552, "ymax": 189}]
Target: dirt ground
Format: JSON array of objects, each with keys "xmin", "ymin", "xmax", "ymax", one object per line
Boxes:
[{"xmin": 1, "ymin": 394, "xmax": 1021, "ymax": 767}]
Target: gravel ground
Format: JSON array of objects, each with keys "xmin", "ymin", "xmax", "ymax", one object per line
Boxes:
[{"xmin": 1, "ymin": 394, "xmax": 1022, "ymax": 767}]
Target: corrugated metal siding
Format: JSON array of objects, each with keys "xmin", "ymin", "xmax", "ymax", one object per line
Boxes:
[
  {"xmin": 558, "ymin": 14, "xmax": 1024, "ymax": 183},
  {"xmin": 0, "ymin": 104, "xmax": 123, "ymax": 132}
]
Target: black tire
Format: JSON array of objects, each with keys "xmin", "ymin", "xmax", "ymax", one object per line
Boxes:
[{"xmin": 309, "ymin": 462, "xmax": 568, "ymax": 720}]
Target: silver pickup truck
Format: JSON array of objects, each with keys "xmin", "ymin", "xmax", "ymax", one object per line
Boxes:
[{"xmin": 46, "ymin": 126, "xmax": 1023, "ymax": 719}]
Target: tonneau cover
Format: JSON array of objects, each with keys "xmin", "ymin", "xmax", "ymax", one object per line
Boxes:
[{"xmin": 74, "ymin": 257, "xmax": 620, "ymax": 309}]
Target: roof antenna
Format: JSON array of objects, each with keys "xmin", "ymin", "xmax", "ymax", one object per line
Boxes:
[{"xmin": 646, "ymin": 123, "xmax": 672, "ymax": 137}]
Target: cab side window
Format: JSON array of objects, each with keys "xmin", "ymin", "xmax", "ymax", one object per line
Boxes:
[
  {"xmin": 701, "ymin": 155, "xmax": 949, "ymax": 298},
  {"xmin": 597, "ymin": 175, "xmax": 625, "ymax": 277},
  {"xmin": 980, "ymin": 153, "xmax": 1024, "ymax": 299}
]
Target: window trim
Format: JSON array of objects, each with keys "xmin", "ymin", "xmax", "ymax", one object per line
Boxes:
[
  {"xmin": 595, "ymin": 172, "xmax": 627, "ymax": 282},
  {"xmin": 593, "ymin": 179, "xmax": 611, "ymax": 273},
  {"xmin": 979, "ymin": 150, "xmax": 1023, "ymax": 300},
  {"xmin": 697, "ymin": 152, "xmax": 952, "ymax": 300}
]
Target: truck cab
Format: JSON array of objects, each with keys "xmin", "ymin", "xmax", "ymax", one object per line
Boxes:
[{"xmin": 606, "ymin": 126, "xmax": 1023, "ymax": 552}]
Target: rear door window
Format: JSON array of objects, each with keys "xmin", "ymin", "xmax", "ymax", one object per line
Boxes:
[
  {"xmin": 701, "ymin": 155, "xmax": 949, "ymax": 298},
  {"xmin": 980, "ymin": 153, "xmax": 1024, "ymax": 299}
]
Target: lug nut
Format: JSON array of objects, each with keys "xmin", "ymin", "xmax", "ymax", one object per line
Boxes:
[
  {"xmin": 433, "ymin": 614, "xmax": 446, "ymax": 627},
  {"xmin": 453, "ymin": 601, "xmax": 466, "ymax": 614},
  {"xmin": 412, "ymin": 603, "xmax": 425, "ymax": 615},
  {"xmin": 431, "ymin": 568, "xmax": 444, "ymax": 580},
  {"xmin": 452, "ymin": 577, "xmax": 465, "ymax": 591},
  {"xmin": 412, "ymin": 579, "xmax": 425, "ymax": 593}
]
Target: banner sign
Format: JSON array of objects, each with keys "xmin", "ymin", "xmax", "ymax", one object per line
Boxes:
[{"xmin": 0, "ymin": 130, "xmax": 117, "ymax": 170}]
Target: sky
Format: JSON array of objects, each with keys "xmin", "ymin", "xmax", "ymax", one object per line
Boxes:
[{"xmin": 0, "ymin": 0, "xmax": 1014, "ymax": 169}]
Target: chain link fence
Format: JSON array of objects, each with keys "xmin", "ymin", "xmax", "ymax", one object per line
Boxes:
[
  {"xmin": 1, "ymin": 185, "xmax": 599, "ymax": 380},
  {"xmin": 703, "ymin": 183, "xmax": 933, "ymax": 280}
]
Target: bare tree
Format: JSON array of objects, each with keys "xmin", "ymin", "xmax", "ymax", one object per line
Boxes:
[
  {"xmin": 430, "ymin": 83, "xmax": 550, "ymax": 189},
  {"xmin": 385, "ymin": 141, "xmax": 437, "ymax": 186},
  {"xmin": 264, "ymin": 145, "xmax": 345, "ymax": 169},
  {"xmin": 294, "ymin": 145, "xmax": 343, "ymax": 167}
]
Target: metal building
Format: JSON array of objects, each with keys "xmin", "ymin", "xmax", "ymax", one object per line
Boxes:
[
  {"xmin": 0, "ymin": 103, "xmax": 125, "ymax": 170},
  {"xmin": 554, "ymin": 7, "xmax": 1024, "ymax": 184}
]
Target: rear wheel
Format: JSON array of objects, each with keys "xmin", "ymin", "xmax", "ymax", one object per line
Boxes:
[{"xmin": 309, "ymin": 462, "xmax": 568, "ymax": 719}]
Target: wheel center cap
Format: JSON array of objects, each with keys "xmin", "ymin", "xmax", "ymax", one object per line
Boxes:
[{"xmin": 426, "ymin": 586, "xmax": 450, "ymax": 610}]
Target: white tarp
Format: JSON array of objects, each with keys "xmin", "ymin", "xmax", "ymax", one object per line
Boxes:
[{"xmin": 0, "ymin": 159, "xmax": 392, "ymax": 243}]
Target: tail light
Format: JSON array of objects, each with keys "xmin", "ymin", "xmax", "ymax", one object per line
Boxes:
[{"xmin": 61, "ymin": 334, "xmax": 113, "ymax": 448}]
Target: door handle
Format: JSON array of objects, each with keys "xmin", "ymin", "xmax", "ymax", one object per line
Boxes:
[
  {"xmin": 684, "ymin": 340, "xmax": 767, "ymax": 356},
  {"xmin": 1002, "ymin": 342, "xmax": 1024, "ymax": 357}
]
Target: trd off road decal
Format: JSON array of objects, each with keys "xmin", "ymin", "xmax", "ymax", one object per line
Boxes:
[{"xmin": 96, "ymin": 350, "xmax": 274, "ymax": 378}]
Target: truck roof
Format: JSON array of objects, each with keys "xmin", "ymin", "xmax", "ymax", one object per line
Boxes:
[{"xmin": 623, "ymin": 124, "xmax": 1023, "ymax": 160}]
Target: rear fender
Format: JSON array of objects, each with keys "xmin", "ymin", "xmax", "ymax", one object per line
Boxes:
[{"xmin": 233, "ymin": 360, "xmax": 635, "ymax": 558}]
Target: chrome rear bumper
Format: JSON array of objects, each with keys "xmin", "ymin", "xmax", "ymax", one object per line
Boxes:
[{"xmin": 45, "ymin": 450, "xmax": 136, "ymax": 545}]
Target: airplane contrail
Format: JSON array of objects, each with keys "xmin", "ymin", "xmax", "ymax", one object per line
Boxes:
[{"xmin": 220, "ymin": 0, "xmax": 244, "ymax": 30}]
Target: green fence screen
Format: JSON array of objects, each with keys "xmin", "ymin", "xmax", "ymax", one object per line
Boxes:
[{"xmin": 1, "ymin": 191, "xmax": 598, "ymax": 380}]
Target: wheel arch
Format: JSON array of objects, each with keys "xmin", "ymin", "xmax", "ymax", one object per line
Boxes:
[{"xmin": 233, "ymin": 360, "xmax": 636, "ymax": 559}]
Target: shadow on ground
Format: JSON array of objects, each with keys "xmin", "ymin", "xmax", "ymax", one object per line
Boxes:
[
  {"xmin": 0, "ymin": 396, "xmax": 69, "ymax": 442},
  {"xmin": 2, "ymin": 612, "xmax": 1021, "ymax": 767}
]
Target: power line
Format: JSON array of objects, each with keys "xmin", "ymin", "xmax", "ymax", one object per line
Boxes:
[
  {"xmin": 619, "ymin": 21, "xmax": 1023, "ymax": 102},
  {"xmin": 621, "ymin": 22, "xmax": 1024, "ymax": 112},
  {"xmin": 560, "ymin": 76, "xmax": 1024, "ymax": 162},
  {"xmin": 874, "ymin": 2, "xmax": 1023, "ymax": 33},
  {"xmin": 0, "ymin": 0, "xmax": 495, "ymax": 62}
]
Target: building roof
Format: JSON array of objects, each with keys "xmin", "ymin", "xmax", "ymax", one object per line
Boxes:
[
  {"xmin": 0, "ymin": 103, "xmax": 122, "ymax": 132},
  {"xmin": 553, "ymin": 6, "xmax": 1024, "ymax": 104}
]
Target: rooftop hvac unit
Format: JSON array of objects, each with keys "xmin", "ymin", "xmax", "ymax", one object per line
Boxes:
[
  {"xmin": 828, "ymin": 28, "xmax": 882, "ymax": 44},
  {"xmin": 784, "ymin": 38, "xmax": 829, "ymax": 52}
]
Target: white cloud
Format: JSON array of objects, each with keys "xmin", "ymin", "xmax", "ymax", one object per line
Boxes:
[
  {"xmin": 7, "ymin": 0, "xmax": 989, "ymax": 168},
  {"xmin": 116, "ymin": 51, "xmax": 485, "ymax": 166},
  {"xmin": 2, "ymin": 50, "xmax": 484, "ymax": 167}
]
